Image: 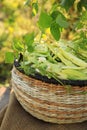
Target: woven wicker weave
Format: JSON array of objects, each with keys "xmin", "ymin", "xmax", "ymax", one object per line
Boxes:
[{"xmin": 11, "ymin": 66, "xmax": 87, "ymax": 124}]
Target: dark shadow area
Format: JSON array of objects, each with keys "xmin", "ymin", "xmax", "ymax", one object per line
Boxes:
[{"xmin": 0, "ymin": 63, "xmax": 12, "ymax": 84}]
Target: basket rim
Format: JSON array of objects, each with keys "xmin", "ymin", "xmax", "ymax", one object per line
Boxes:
[{"xmin": 13, "ymin": 65, "xmax": 87, "ymax": 87}]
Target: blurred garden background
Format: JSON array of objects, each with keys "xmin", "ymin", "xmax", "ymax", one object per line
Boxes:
[
  {"xmin": 0, "ymin": 0, "xmax": 36, "ymax": 87},
  {"xmin": 0, "ymin": 0, "xmax": 86, "ymax": 87}
]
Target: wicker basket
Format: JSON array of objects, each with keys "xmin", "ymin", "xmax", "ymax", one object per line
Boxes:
[{"xmin": 11, "ymin": 66, "xmax": 87, "ymax": 124}]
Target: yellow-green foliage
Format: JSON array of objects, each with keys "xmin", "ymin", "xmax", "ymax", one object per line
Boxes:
[
  {"xmin": 0, "ymin": 0, "xmax": 35, "ymax": 85},
  {"xmin": 0, "ymin": 0, "xmax": 36, "ymax": 63}
]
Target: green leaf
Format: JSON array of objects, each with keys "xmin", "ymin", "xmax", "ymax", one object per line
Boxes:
[
  {"xmin": 56, "ymin": 13, "xmax": 69, "ymax": 28},
  {"xmin": 50, "ymin": 22, "xmax": 60, "ymax": 41},
  {"xmin": 51, "ymin": 11, "xmax": 59, "ymax": 20},
  {"xmin": 32, "ymin": 2, "xmax": 38, "ymax": 16},
  {"xmin": 27, "ymin": 45, "xmax": 34, "ymax": 52},
  {"xmin": 38, "ymin": 11, "xmax": 52, "ymax": 29},
  {"xmin": 23, "ymin": 32, "xmax": 34, "ymax": 45},
  {"xmin": 13, "ymin": 38, "xmax": 24, "ymax": 51},
  {"xmin": 61, "ymin": 0, "xmax": 75, "ymax": 11},
  {"xmin": 5, "ymin": 52, "xmax": 14, "ymax": 63},
  {"xmin": 23, "ymin": 32, "xmax": 34, "ymax": 52}
]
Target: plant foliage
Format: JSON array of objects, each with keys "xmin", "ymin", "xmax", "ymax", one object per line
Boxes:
[{"xmin": 5, "ymin": 0, "xmax": 87, "ymax": 82}]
